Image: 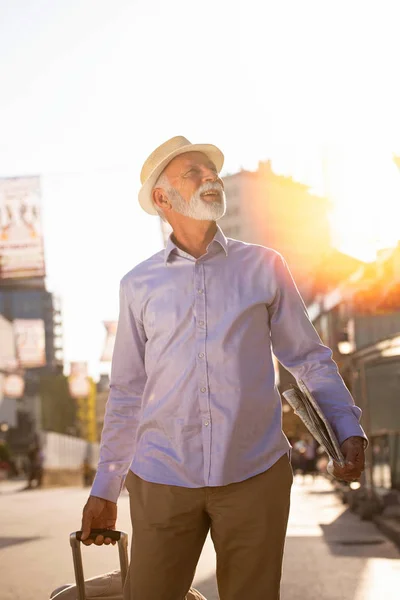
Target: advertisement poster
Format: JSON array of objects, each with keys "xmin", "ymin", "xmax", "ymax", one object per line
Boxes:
[
  {"xmin": 14, "ymin": 318, "xmax": 46, "ymax": 368},
  {"xmin": 0, "ymin": 176, "xmax": 46, "ymax": 279},
  {"xmin": 101, "ymin": 321, "xmax": 117, "ymax": 362}
]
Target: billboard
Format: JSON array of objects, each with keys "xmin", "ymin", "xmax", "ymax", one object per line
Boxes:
[
  {"xmin": 101, "ymin": 321, "xmax": 117, "ymax": 362},
  {"xmin": 14, "ymin": 319, "xmax": 46, "ymax": 368},
  {"xmin": 0, "ymin": 176, "xmax": 45, "ymax": 279}
]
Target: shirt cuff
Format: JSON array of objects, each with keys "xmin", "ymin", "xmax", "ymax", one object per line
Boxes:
[
  {"xmin": 90, "ymin": 471, "xmax": 125, "ymax": 503},
  {"xmin": 335, "ymin": 416, "xmax": 368, "ymax": 447}
]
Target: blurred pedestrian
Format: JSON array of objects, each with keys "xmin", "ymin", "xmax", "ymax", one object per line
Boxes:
[
  {"xmin": 25, "ymin": 439, "xmax": 44, "ymax": 489},
  {"xmin": 302, "ymin": 435, "xmax": 318, "ymax": 482},
  {"xmin": 80, "ymin": 136, "xmax": 367, "ymax": 600}
]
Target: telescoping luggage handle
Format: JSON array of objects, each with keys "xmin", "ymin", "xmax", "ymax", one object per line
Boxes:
[{"xmin": 70, "ymin": 530, "xmax": 129, "ymax": 600}]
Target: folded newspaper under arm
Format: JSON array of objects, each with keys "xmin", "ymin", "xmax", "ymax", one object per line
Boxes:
[{"xmin": 282, "ymin": 379, "xmax": 345, "ymax": 468}]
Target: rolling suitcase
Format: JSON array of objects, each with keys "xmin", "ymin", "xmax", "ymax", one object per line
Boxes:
[
  {"xmin": 50, "ymin": 529, "xmax": 207, "ymax": 600},
  {"xmin": 68, "ymin": 529, "xmax": 129, "ymax": 600}
]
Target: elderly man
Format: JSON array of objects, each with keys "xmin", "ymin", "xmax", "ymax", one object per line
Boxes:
[{"xmin": 81, "ymin": 136, "xmax": 367, "ymax": 600}]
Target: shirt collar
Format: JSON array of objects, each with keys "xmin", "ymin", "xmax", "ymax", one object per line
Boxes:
[{"xmin": 164, "ymin": 225, "xmax": 228, "ymax": 264}]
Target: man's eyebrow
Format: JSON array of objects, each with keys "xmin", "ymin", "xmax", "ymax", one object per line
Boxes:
[{"xmin": 181, "ymin": 161, "xmax": 217, "ymax": 173}]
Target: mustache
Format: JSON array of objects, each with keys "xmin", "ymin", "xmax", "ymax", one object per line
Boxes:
[{"xmin": 197, "ymin": 182, "xmax": 224, "ymax": 195}]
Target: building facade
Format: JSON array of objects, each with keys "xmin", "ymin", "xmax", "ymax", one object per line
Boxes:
[
  {"xmin": 0, "ymin": 288, "xmax": 63, "ymax": 372},
  {"xmin": 0, "ymin": 175, "xmax": 65, "ymax": 455},
  {"xmin": 307, "ymin": 243, "xmax": 400, "ymax": 492},
  {"xmin": 0, "ymin": 315, "xmax": 18, "ymax": 431}
]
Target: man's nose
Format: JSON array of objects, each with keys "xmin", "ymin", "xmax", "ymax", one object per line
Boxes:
[{"xmin": 202, "ymin": 168, "xmax": 221, "ymax": 185}]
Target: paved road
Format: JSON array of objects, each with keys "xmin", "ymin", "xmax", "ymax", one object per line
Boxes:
[{"xmin": 1, "ymin": 476, "xmax": 399, "ymax": 599}]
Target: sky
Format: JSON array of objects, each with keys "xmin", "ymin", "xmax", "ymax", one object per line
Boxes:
[{"xmin": 0, "ymin": 0, "xmax": 400, "ymax": 377}]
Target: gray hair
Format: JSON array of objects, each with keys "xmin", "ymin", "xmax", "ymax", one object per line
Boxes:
[{"xmin": 152, "ymin": 173, "xmax": 170, "ymax": 222}]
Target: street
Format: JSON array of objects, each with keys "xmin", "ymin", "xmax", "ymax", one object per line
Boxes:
[{"xmin": 1, "ymin": 475, "xmax": 399, "ymax": 600}]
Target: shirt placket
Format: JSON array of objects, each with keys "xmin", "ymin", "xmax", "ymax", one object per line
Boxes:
[{"xmin": 194, "ymin": 260, "xmax": 212, "ymax": 485}]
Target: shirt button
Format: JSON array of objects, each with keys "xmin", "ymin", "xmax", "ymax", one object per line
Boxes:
[
  {"xmin": 204, "ymin": 420, "xmax": 209, "ymax": 426},
  {"xmin": 198, "ymin": 289, "xmax": 204, "ymax": 294},
  {"xmin": 198, "ymin": 352, "xmax": 204, "ymax": 358},
  {"xmin": 200, "ymin": 387, "xmax": 207, "ymax": 393},
  {"xmin": 198, "ymin": 320, "xmax": 205, "ymax": 327}
]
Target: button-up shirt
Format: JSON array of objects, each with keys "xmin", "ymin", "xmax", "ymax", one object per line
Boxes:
[{"xmin": 91, "ymin": 227, "xmax": 366, "ymax": 502}]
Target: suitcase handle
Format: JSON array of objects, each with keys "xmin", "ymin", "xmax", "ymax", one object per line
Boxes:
[
  {"xmin": 70, "ymin": 530, "xmax": 129, "ymax": 600},
  {"xmin": 75, "ymin": 529, "xmax": 121, "ymax": 542}
]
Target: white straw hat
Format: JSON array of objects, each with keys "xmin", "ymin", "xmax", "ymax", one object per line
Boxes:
[{"xmin": 138, "ymin": 136, "xmax": 224, "ymax": 215}]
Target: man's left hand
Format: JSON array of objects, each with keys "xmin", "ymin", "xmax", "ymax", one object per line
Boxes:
[{"xmin": 331, "ymin": 436, "xmax": 366, "ymax": 482}]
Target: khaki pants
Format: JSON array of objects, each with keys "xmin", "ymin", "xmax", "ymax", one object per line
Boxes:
[{"xmin": 124, "ymin": 454, "xmax": 293, "ymax": 600}]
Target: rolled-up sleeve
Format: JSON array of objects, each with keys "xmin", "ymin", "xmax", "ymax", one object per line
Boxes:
[
  {"xmin": 91, "ymin": 281, "xmax": 147, "ymax": 502},
  {"xmin": 269, "ymin": 253, "xmax": 367, "ymax": 446}
]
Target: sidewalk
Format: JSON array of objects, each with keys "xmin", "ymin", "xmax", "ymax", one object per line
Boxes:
[
  {"xmin": 0, "ymin": 478, "xmax": 31, "ymax": 494},
  {"xmin": 281, "ymin": 475, "xmax": 400, "ymax": 600},
  {"xmin": 335, "ymin": 480, "xmax": 400, "ymax": 551},
  {"xmin": 374, "ymin": 513, "xmax": 400, "ymax": 550}
]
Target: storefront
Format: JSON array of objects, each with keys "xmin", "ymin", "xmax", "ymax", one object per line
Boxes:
[{"xmin": 349, "ymin": 333, "xmax": 400, "ymax": 492}]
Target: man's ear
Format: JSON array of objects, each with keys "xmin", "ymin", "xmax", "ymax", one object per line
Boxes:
[{"xmin": 153, "ymin": 188, "xmax": 171, "ymax": 211}]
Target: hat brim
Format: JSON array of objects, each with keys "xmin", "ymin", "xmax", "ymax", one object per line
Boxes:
[{"xmin": 138, "ymin": 143, "xmax": 224, "ymax": 216}]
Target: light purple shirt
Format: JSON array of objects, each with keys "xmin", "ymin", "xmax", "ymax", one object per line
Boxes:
[{"xmin": 91, "ymin": 227, "xmax": 365, "ymax": 502}]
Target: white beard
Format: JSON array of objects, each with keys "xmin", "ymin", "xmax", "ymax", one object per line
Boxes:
[{"xmin": 167, "ymin": 182, "xmax": 226, "ymax": 221}]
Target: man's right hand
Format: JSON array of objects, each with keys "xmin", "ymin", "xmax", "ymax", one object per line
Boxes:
[{"xmin": 80, "ymin": 496, "xmax": 117, "ymax": 546}]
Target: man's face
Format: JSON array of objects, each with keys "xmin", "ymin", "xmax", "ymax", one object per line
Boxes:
[{"xmin": 161, "ymin": 152, "xmax": 226, "ymax": 221}]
